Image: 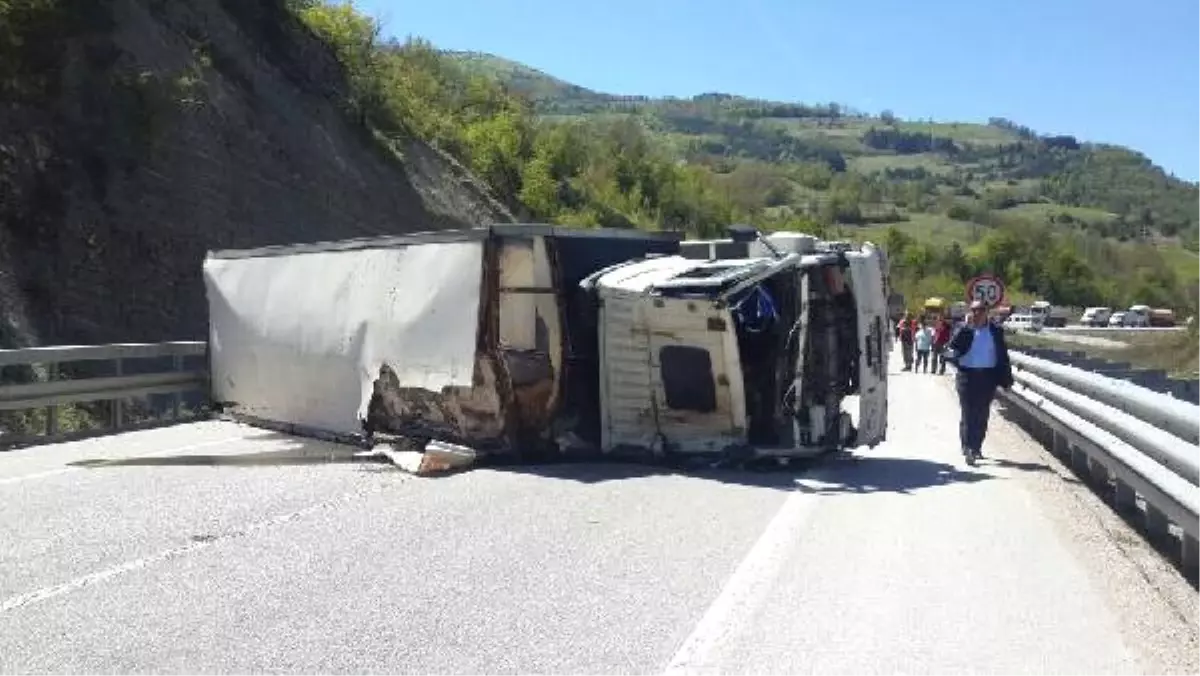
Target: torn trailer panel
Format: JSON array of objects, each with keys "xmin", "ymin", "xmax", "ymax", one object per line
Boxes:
[{"xmin": 202, "ymin": 225, "xmax": 682, "ymax": 454}]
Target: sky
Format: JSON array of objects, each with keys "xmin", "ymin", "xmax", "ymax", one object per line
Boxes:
[{"xmin": 354, "ymin": 0, "xmax": 1199, "ymax": 182}]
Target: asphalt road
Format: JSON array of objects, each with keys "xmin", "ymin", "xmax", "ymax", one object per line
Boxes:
[{"xmin": 1, "ymin": 355, "xmax": 1196, "ymax": 674}]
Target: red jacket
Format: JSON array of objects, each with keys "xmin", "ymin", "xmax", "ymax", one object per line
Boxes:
[{"xmin": 933, "ymin": 322, "xmax": 951, "ymax": 346}]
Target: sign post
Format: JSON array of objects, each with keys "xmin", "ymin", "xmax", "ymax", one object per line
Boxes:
[{"xmin": 965, "ymin": 274, "xmax": 1005, "ymax": 308}]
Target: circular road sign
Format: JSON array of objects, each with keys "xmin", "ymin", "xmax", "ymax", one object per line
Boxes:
[{"xmin": 966, "ymin": 274, "xmax": 1005, "ymax": 307}]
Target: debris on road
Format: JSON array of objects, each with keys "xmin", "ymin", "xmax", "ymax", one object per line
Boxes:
[{"xmin": 367, "ymin": 439, "xmax": 479, "ymax": 477}]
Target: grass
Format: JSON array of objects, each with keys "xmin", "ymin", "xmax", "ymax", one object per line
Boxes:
[
  {"xmin": 1008, "ymin": 329, "xmax": 1199, "ymax": 379},
  {"xmin": 896, "ymin": 121, "xmax": 1021, "ymax": 146},
  {"xmin": 1157, "ymin": 246, "xmax": 1200, "ymax": 283},
  {"xmin": 849, "ymin": 153, "xmax": 957, "ymax": 175},
  {"xmin": 1002, "ymin": 202, "xmax": 1117, "ymax": 224},
  {"xmin": 847, "ymin": 212, "xmax": 986, "ymax": 246}
]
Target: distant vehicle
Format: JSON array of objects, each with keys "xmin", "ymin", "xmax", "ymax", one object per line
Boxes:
[
  {"xmin": 921, "ymin": 297, "xmax": 966, "ymax": 325},
  {"xmin": 1005, "ymin": 313, "xmax": 1039, "ymax": 332},
  {"xmin": 1079, "ymin": 307, "xmax": 1112, "ymax": 327},
  {"xmin": 1029, "ymin": 301, "xmax": 1068, "ymax": 328},
  {"xmin": 1108, "ymin": 312, "xmax": 1128, "ymax": 327},
  {"xmin": 923, "ymin": 297, "xmax": 946, "ymax": 319},
  {"xmin": 1125, "ymin": 305, "xmax": 1151, "ymax": 328},
  {"xmin": 1149, "ymin": 308, "xmax": 1177, "ymax": 327}
]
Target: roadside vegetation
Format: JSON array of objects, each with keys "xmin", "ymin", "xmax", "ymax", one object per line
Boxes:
[
  {"xmin": 283, "ymin": 1, "xmax": 1198, "ymax": 319},
  {"xmin": 1007, "ymin": 326, "xmax": 1200, "ymax": 379}
]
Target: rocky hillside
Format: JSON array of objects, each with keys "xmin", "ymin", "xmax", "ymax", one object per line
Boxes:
[{"xmin": 0, "ymin": 0, "xmax": 512, "ymax": 347}]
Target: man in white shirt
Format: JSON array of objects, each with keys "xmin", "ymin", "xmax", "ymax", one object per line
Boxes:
[{"xmin": 943, "ymin": 300, "xmax": 1015, "ymax": 465}]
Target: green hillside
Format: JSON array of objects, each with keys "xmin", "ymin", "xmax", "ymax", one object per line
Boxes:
[
  {"xmin": 444, "ymin": 51, "xmax": 1198, "ymax": 311},
  {"xmin": 279, "ymin": 2, "xmax": 1198, "ymax": 314}
]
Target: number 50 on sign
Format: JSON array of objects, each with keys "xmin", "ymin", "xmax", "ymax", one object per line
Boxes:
[{"xmin": 966, "ymin": 274, "xmax": 1005, "ymax": 307}]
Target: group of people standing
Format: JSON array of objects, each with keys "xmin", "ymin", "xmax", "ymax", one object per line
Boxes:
[
  {"xmin": 895, "ymin": 314, "xmax": 951, "ymax": 374},
  {"xmin": 893, "ymin": 301, "xmax": 1014, "ymax": 466}
]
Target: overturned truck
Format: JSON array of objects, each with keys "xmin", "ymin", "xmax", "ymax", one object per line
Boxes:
[{"xmin": 202, "ymin": 224, "xmax": 890, "ymax": 467}]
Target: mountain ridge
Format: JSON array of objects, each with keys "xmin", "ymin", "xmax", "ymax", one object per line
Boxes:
[{"xmin": 445, "ymin": 50, "xmax": 1194, "ymax": 184}]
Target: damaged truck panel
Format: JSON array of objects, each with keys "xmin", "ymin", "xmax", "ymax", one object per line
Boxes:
[
  {"xmin": 842, "ymin": 243, "xmax": 889, "ymax": 447},
  {"xmin": 204, "ymin": 225, "xmax": 683, "ymax": 455},
  {"xmin": 646, "ymin": 298, "xmax": 747, "ymax": 454},
  {"xmin": 496, "ymin": 235, "xmax": 563, "ymax": 443},
  {"xmin": 598, "ymin": 293, "xmax": 659, "ymax": 453},
  {"xmin": 203, "ymin": 237, "xmax": 487, "ymax": 438}
]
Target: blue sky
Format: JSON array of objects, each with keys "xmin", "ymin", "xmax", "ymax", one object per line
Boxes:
[{"xmin": 354, "ymin": 0, "xmax": 1198, "ymax": 181}]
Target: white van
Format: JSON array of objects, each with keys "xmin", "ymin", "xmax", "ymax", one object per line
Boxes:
[
  {"xmin": 589, "ymin": 229, "xmax": 889, "ymax": 460},
  {"xmin": 1004, "ymin": 313, "xmax": 1039, "ymax": 331}
]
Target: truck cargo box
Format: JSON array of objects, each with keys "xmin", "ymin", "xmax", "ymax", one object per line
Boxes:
[{"xmin": 202, "ymin": 225, "xmax": 681, "ymax": 454}]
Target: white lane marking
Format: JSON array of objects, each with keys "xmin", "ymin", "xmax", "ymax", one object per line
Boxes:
[
  {"xmin": 664, "ymin": 477, "xmax": 827, "ymax": 675},
  {"xmin": 0, "ymin": 485, "xmax": 390, "ymax": 613},
  {"xmin": 0, "ymin": 436, "xmax": 257, "ymax": 486}
]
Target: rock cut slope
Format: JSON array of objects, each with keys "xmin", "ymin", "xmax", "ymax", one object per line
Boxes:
[{"xmin": 0, "ymin": 0, "xmax": 513, "ymax": 347}]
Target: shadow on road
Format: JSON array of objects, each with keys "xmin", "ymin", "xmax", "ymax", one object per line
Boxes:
[
  {"xmin": 67, "ymin": 432, "xmax": 385, "ymax": 470},
  {"xmin": 61, "ymin": 427, "xmax": 809, "ymax": 491},
  {"xmin": 482, "ymin": 458, "xmax": 805, "ymax": 491},
  {"xmin": 800, "ymin": 455, "xmax": 995, "ymax": 496},
  {"xmin": 60, "ymin": 422, "xmax": 1007, "ymax": 497},
  {"xmin": 985, "ymin": 457, "xmax": 1054, "ymax": 473}
]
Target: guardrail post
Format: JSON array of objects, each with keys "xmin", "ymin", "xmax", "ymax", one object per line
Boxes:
[
  {"xmin": 1075, "ymin": 444, "xmax": 1094, "ymax": 475},
  {"xmin": 1183, "ymin": 535, "xmax": 1198, "ymax": 574},
  {"xmin": 111, "ymin": 358, "xmax": 124, "ymax": 429},
  {"xmin": 1112, "ymin": 478, "xmax": 1137, "ymax": 514},
  {"xmin": 1087, "ymin": 457, "xmax": 1110, "ymax": 488},
  {"xmin": 1144, "ymin": 504, "xmax": 1170, "ymax": 543},
  {"xmin": 1051, "ymin": 430, "xmax": 1069, "ymax": 458},
  {"xmin": 172, "ymin": 355, "xmax": 183, "ymax": 420},
  {"xmin": 45, "ymin": 362, "xmax": 58, "ymax": 437}
]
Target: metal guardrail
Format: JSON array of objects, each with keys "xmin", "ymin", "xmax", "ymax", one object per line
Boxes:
[
  {"xmin": 1013, "ymin": 345, "xmax": 1199, "ymax": 405},
  {"xmin": 999, "ymin": 350, "xmax": 1200, "ymax": 573},
  {"xmin": 0, "ymin": 341, "xmax": 209, "ymax": 447}
]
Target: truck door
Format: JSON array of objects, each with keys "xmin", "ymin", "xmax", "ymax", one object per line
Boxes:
[
  {"xmin": 844, "ymin": 245, "xmax": 888, "ymax": 447},
  {"xmin": 646, "ymin": 298, "xmax": 746, "ymax": 454}
]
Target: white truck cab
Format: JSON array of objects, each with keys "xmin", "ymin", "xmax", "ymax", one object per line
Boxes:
[
  {"xmin": 587, "ymin": 228, "xmax": 889, "ymax": 460},
  {"xmin": 1080, "ymin": 307, "xmax": 1111, "ymax": 327},
  {"xmin": 1029, "ymin": 301, "xmax": 1068, "ymax": 327}
]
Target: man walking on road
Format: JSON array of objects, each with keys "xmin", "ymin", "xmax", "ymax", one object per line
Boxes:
[
  {"xmin": 943, "ymin": 300, "xmax": 1014, "ymax": 465},
  {"xmin": 931, "ymin": 317, "xmax": 951, "ymax": 374},
  {"xmin": 897, "ymin": 314, "xmax": 915, "ymax": 371}
]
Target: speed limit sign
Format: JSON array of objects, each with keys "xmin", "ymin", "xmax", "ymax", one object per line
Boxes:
[{"xmin": 966, "ymin": 274, "xmax": 1005, "ymax": 307}]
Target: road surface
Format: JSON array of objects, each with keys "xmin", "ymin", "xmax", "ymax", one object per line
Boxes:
[{"xmin": 1, "ymin": 354, "xmax": 1196, "ymax": 674}]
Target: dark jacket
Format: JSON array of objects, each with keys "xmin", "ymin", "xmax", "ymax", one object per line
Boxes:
[{"xmin": 944, "ymin": 322, "xmax": 1014, "ymax": 389}]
